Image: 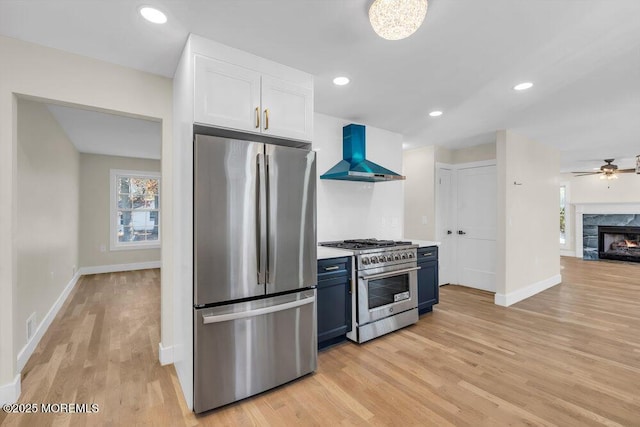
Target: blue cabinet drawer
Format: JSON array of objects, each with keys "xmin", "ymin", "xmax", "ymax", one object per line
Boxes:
[
  {"xmin": 417, "ymin": 246, "xmax": 438, "ymax": 263},
  {"xmin": 317, "ymin": 257, "xmax": 350, "ymax": 280}
]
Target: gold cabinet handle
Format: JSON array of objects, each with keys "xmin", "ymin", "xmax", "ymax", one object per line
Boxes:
[
  {"xmin": 264, "ymin": 109, "xmax": 269, "ymax": 130},
  {"xmin": 255, "ymin": 107, "xmax": 260, "ymax": 129}
]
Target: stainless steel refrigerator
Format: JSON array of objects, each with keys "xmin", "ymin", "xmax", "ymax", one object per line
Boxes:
[{"xmin": 193, "ymin": 133, "xmax": 317, "ymax": 413}]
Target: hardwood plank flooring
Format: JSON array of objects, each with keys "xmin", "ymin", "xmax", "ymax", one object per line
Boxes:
[{"xmin": 2, "ymin": 257, "xmax": 639, "ymax": 426}]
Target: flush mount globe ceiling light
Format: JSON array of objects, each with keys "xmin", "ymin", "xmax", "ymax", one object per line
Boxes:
[{"xmin": 369, "ymin": 0, "xmax": 428, "ymax": 41}]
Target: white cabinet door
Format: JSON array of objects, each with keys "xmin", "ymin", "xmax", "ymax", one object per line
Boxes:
[
  {"xmin": 261, "ymin": 75, "xmax": 313, "ymax": 142},
  {"xmin": 194, "ymin": 55, "xmax": 261, "ymax": 133}
]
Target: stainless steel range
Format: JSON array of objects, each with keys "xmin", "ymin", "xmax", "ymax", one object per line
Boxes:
[{"xmin": 320, "ymin": 239, "xmax": 420, "ymax": 343}]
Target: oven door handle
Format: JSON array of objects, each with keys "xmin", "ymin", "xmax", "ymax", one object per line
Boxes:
[{"xmin": 360, "ymin": 266, "xmax": 421, "ymax": 280}]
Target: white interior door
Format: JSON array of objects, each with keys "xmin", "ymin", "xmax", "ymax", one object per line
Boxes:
[
  {"xmin": 435, "ymin": 167, "xmax": 455, "ymax": 285},
  {"xmin": 456, "ymin": 165, "xmax": 496, "ymax": 292}
]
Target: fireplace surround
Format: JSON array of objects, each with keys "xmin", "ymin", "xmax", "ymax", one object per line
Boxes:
[
  {"xmin": 598, "ymin": 226, "xmax": 640, "ymax": 262},
  {"xmin": 574, "ymin": 204, "xmax": 640, "ymax": 260}
]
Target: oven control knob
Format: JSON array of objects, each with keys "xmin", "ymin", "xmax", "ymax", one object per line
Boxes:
[
  {"xmin": 371, "ymin": 256, "xmax": 379, "ymax": 263},
  {"xmin": 382, "ymin": 255, "xmax": 390, "ymax": 262},
  {"xmin": 401, "ymin": 253, "xmax": 407, "ymax": 259},
  {"xmin": 393, "ymin": 254, "xmax": 400, "ymax": 260},
  {"xmin": 407, "ymin": 252, "xmax": 414, "ymax": 258},
  {"xmin": 361, "ymin": 257, "xmax": 370, "ymax": 265}
]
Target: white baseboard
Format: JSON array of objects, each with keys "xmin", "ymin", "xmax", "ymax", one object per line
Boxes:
[
  {"xmin": 0, "ymin": 375, "xmax": 21, "ymax": 405},
  {"xmin": 78, "ymin": 260, "xmax": 161, "ymax": 276},
  {"xmin": 16, "ymin": 271, "xmax": 82, "ymax": 373},
  {"xmin": 494, "ymin": 274, "xmax": 562, "ymax": 307},
  {"xmin": 158, "ymin": 342, "xmax": 174, "ymax": 366},
  {"xmin": 560, "ymin": 249, "xmax": 576, "ymax": 257}
]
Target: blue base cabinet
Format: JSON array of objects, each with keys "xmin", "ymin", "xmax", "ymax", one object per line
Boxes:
[
  {"xmin": 417, "ymin": 246, "xmax": 439, "ymax": 314},
  {"xmin": 317, "ymin": 257, "xmax": 352, "ymax": 349}
]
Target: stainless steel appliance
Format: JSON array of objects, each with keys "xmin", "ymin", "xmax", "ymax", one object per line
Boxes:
[
  {"xmin": 320, "ymin": 239, "xmax": 419, "ymax": 343},
  {"xmin": 193, "ymin": 132, "xmax": 317, "ymax": 413}
]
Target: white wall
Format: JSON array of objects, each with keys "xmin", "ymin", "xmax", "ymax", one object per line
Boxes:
[
  {"xmin": 79, "ymin": 154, "xmax": 161, "ymax": 268},
  {"xmin": 496, "ymin": 130, "xmax": 561, "ymax": 306},
  {"xmin": 16, "ymin": 99, "xmax": 79, "ymax": 361},
  {"xmin": 403, "ymin": 146, "xmax": 436, "ymax": 240},
  {"xmin": 314, "ymin": 113, "xmax": 404, "ymax": 241},
  {"xmin": 559, "ymin": 172, "xmax": 640, "ymax": 254},
  {"xmin": 436, "ymin": 142, "xmax": 496, "ymax": 165},
  {"xmin": 0, "ymin": 35, "xmax": 173, "ymax": 399}
]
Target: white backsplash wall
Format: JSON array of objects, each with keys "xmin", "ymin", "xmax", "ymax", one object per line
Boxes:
[{"xmin": 314, "ymin": 113, "xmax": 404, "ymax": 242}]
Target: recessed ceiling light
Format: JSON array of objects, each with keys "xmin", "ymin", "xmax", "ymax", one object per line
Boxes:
[
  {"xmin": 513, "ymin": 82, "xmax": 533, "ymax": 91},
  {"xmin": 429, "ymin": 111, "xmax": 443, "ymax": 117},
  {"xmin": 333, "ymin": 76, "xmax": 350, "ymax": 86},
  {"xmin": 140, "ymin": 6, "xmax": 167, "ymax": 24}
]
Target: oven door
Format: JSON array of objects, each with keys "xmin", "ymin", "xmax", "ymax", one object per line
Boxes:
[{"xmin": 358, "ymin": 266, "xmax": 419, "ymax": 325}]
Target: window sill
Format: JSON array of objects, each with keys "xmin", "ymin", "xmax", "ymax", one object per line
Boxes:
[{"xmin": 110, "ymin": 243, "xmax": 161, "ymax": 251}]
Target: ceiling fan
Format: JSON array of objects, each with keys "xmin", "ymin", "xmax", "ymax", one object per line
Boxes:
[{"xmin": 572, "ymin": 159, "xmax": 636, "ymax": 180}]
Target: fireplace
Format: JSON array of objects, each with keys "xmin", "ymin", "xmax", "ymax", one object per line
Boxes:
[{"xmin": 598, "ymin": 226, "xmax": 640, "ymax": 262}]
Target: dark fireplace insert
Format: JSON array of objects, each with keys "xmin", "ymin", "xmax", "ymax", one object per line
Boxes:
[{"xmin": 598, "ymin": 226, "xmax": 640, "ymax": 262}]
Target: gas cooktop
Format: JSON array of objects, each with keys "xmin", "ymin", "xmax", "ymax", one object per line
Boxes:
[{"xmin": 320, "ymin": 238, "xmax": 413, "ymax": 250}]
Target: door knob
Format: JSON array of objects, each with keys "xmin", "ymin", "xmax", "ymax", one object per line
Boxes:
[
  {"xmin": 447, "ymin": 230, "xmax": 453, "ymax": 235},
  {"xmin": 458, "ymin": 230, "xmax": 466, "ymax": 235}
]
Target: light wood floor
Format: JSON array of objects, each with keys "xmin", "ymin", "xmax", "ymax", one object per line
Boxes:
[{"xmin": 2, "ymin": 257, "xmax": 640, "ymax": 426}]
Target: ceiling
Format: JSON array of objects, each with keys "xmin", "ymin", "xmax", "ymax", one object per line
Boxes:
[
  {"xmin": 46, "ymin": 104, "xmax": 161, "ymax": 159},
  {"xmin": 1, "ymin": 0, "xmax": 639, "ymax": 171}
]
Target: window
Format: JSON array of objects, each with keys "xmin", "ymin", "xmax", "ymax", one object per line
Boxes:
[
  {"xmin": 559, "ymin": 182, "xmax": 570, "ymax": 248},
  {"xmin": 110, "ymin": 169, "xmax": 160, "ymax": 250}
]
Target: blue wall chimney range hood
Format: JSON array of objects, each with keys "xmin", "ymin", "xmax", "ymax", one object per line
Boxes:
[{"xmin": 320, "ymin": 124, "xmax": 405, "ymax": 182}]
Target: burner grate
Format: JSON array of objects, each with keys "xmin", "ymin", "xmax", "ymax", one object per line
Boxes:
[{"xmin": 321, "ymin": 238, "xmax": 414, "ymax": 250}]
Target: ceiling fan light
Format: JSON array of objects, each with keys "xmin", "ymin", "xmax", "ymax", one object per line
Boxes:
[{"xmin": 369, "ymin": 0, "xmax": 428, "ymax": 41}]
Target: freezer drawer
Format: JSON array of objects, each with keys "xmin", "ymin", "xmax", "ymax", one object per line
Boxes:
[{"xmin": 193, "ymin": 290, "xmax": 317, "ymax": 413}]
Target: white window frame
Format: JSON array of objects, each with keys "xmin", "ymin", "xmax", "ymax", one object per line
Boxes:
[
  {"xmin": 559, "ymin": 181, "xmax": 570, "ymax": 250},
  {"xmin": 110, "ymin": 169, "xmax": 161, "ymax": 251}
]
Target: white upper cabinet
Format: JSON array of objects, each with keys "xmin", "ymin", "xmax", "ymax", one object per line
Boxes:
[
  {"xmin": 194, "ymin": 56, "xmax": 261, "ymax": 134},
  {"xmin": 191, "ymin": 37, "xmax": 314, "ymax": 142},
  {"xmin": 261, "ymin": 75, "xmax": 313, "ymax": 141}
]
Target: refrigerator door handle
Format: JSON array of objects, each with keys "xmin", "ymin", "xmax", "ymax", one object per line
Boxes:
[
  {"xmin": 265, "ymin": 154, "xmax": 271, "ymax": 284},
  {"xmin": 202, "ymin": 295, "xmax": 315, "ymax": 324},
  {"xmin": 257, "ymin": 153, "xmax": 267, "ymax": 284}
]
